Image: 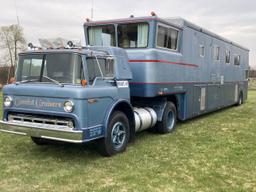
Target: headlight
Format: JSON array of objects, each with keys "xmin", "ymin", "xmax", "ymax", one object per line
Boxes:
[
  {"xmin": 63, "ymin": 100, "xmax": 74, "ymax": 112},
  {"xmin": 4, "ymin": 96, "xmax": 13, "ymax": 107}
]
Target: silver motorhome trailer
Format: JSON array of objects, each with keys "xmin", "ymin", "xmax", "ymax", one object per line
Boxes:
[{"xmin": 84, "ymin": 15, "xmax": 249, "ymax": 119}]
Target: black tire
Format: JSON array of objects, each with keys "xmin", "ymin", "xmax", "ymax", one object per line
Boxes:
[
  {"xmin": 98, "ymin": 111, "xmax": 130, "ymax": 157},
  {"xmin": 156, "ymin": 102, "xmax": 177, "ymax": 134},
  {"xmin": 236, "ymin": 92, "xmax": 243, "ymax": 106},
  {"xmin": 31, "ymin": 137, "xmax": 49, "ymax": 145}
]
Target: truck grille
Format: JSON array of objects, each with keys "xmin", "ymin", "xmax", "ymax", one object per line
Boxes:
[{"xmin": 8, "ymin": 113, "xmax": 74, "ymax": 128}]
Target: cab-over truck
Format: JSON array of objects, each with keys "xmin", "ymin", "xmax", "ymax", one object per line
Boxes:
[{"xmin": 0, "ymin": 15, "xmax": 249, "ymax": 156}]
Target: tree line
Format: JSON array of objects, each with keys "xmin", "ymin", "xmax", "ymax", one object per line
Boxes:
[
  {"xmin": 0, "ymin": 24, "xmax": 26, "ymax": 85},
  {"xmin": 249, "ymin": 69, "xmax": 256, "ymax": 78}
]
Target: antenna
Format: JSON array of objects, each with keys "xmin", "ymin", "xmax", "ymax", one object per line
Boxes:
[
  {"xmin": 14, "ymin": 0, "xmax": 20, "ymax": 26},
  {"xmin": 91, "ymin": 0, "xmax": 94, "ymax": 19}
]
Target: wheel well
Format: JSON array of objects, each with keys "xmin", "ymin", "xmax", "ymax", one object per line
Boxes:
[
  {"xmin": 112, "ymin": 102, "xmax": 135, "ymax": 142},
  {"xmin": 167, "ymin": 95, "xmax": 178, "ymax": 110},
  {"xmin": 167, "ymin": 94, "xmax": 182, "ymax": 120}
]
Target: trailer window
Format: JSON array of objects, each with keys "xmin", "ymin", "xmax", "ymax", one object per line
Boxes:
[
  {"xmin": 199, "ymin": 45, "xmax": 205, "ymax": 57},
  {"xmin": 86, "ymin": 57, "xmax": 114, "ymax": 84},
  {"xmin": 245, "ymin": 70, "xmax": 249, "ymax": 80},
  {"xmin": 157, "ymin": 26, "xmax": 179, "ymax": 51},
  {"xmin": 213, "ymin": 46, "xmax": 220, "ymax": 61},
  {"xmin": 225, "ymin": 50, "xmax": 231, "ymax": 64},
  {"xmin": 117, "ymin": 23, "xmax": 149, "ymax": 48},
  {"xmin": 234, "ymin": 55, "xmax": 240, "ymax": 66},
  {"xmin": 88, "ymin": 25, "xmax": 116, "ymax": 46}
]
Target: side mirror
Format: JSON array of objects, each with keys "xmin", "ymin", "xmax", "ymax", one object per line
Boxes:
[{"xmin": 106, "ymin": 57, "xmax": 115, "ymax": 75}]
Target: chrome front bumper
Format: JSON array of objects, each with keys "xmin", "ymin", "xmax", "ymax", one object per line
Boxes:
[{"xmin": 0, "ymin": 120, "xmax": 84, "ymax": 143}]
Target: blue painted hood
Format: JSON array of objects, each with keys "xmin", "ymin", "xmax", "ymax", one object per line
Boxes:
[
  {"xmin": 3, "ymin": 83, "xmax": 87, "ymax": 99},
  {"xmin": 2, "ymin": 83, "xmax": 91, "ymax": 128}
]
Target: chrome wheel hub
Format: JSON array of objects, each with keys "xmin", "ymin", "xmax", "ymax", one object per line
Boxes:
[
  {"xmin": 111, "ymin": 122, "xmax": 126, "ymax": 149},
  {"xmin": 167, "ymin": 111, "xmax": 175, "ymax": 130}
]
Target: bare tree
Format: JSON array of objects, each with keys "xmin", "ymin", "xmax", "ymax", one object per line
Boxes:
[{"xmin": 0, "ymin": 24, "xmax": 26, "ymax": 82}]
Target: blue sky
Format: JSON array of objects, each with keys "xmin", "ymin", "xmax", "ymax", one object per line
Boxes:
[{"xmin": 0, "ymin": 0, "xmax": 255, "ymax": 68}]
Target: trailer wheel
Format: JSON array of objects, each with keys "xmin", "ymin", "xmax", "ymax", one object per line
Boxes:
[
  {"xmin": 99, "ymin": 111, "xmax": 130, "ymax": 156},
  {"xmin": 156, "ymin": 102, "xmax": 177, "ymax": 134},
  {"xmin": 31, "ymin": 137, "xmax": 49, "ymax": 145}
]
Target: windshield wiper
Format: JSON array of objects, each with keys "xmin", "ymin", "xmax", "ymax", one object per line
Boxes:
[
  {"xmin": 42, "ymin": 75, "xmax": 64, "ymax": 87},
  {"xmin": 16, "ymin": 79, "xmax": 40, "ymax": 84},
  {"xmin": 16, "ymin": 76, "xmax": 64, "ymax": 87}
]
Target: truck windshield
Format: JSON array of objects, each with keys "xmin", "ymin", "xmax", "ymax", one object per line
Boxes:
[
  {"xmin": 87, "ymin": 23, "xmax": 149, "ymax": 48},
  {"xmin": 16, "ymin": 53, "xmax": 84, "ymax": 84}
]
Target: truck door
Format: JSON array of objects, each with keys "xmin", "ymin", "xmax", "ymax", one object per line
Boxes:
[{"xmin": 85, "ymin": 57, "xmax": 117, "ymax": 129}]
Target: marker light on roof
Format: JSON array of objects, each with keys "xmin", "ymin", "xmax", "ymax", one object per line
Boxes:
[
  {"xmin": 151, "ymin": 11, "xmax": 157, "ymax": 16},
  {"xmin": 67, "ymin": 41, "xmax": 74, "ymax": 48},
  {"xmin": 28, "ymin": 43, "xmax": 34, "ymax": 49}
]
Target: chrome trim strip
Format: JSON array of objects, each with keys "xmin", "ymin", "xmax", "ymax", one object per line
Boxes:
[
  {"xmin": 40, "ymin": 136, "xmax": 84, "ymax": 143},
  {"xmin": 84, "ymin": 124, "xmax": 103, "ymax": 130},
  {"xmin": 8, "ymin": 114, "xmax": 73, "ymax": 128},
  {"xmin": 0, "ymin": 129, "xmax": 27, "ymax": 136},
  {"xmin": 7, "ymin": 120, "xmax": 77, "ymax": 133},
  {"xmin": 0, "ymin": 120, "xmax": 83, "ymax": 143}
]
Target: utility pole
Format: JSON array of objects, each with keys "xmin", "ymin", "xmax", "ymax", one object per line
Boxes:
[{"xmin": 91, "ymin": 0, "xmax": 94, "ymax": 20}]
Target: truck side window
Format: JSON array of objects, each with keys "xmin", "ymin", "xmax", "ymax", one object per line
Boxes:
[
  {"xmin": 21, "ymin": 57, "xmax": 43, "ymax": 80},
  {"xmin": 87, "ymin": 58, "xmax": 114, "ymax": 85},
  {"xmin": 157, "ymin": 25, "xmax": 179, "ymax": 51}
]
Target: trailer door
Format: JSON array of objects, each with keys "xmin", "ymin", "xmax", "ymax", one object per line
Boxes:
[{"xmin": 193, "ymin": 86, "xmax": 206, "ymax": 115}]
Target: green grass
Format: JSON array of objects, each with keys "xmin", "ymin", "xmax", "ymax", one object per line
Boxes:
[
  {"xmin": 249, "ymin": 78, "xmax": 256, "ymax": 90},
  {"xmin": 0, "ymin": 92, "xmax": 256, "ymax": 192}
]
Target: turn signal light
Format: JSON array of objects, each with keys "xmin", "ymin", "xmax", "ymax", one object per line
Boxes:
[
  {"xmin": 151, "ymin": 11, "xmax": 157, "ymax": 16},
  {"xmin": 10, "ymin": 77, "xmax": 16, "ymax": 84},
  {"xmin": 81, "ymin": 79, "xmax": 87, "ymax": 87}
]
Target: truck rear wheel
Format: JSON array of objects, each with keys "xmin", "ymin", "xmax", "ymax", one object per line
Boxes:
[
  {"xmin": 156, "ymin": 102, "xmax": 177, "ymax": 134},
  {"xmin": 99, "ymin": 111, "xmax": 130, "ymax": 156}
]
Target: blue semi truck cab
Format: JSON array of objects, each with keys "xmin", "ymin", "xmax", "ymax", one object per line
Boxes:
[{"xmin": 0, "ymin": 46, "xmax": 162, "ymax": 156}]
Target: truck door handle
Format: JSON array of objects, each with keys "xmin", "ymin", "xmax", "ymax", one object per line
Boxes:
[{"xmin": 88, "ymin": 99, "xmax": 97, "ymax": 104}]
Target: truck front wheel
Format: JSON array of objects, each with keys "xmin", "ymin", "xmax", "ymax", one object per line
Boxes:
[
  {"xmin": 156, "ymin": 102, "xmax": 177, "ymax": 134},
  {"xmin": 99, "ymin": 111, "xmax": 130, "ymax": 156}
]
